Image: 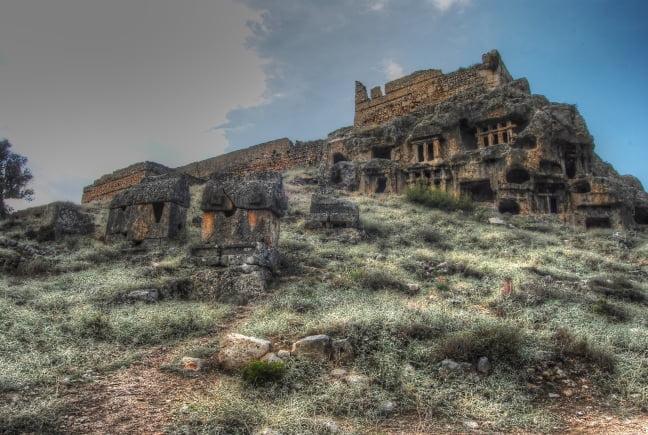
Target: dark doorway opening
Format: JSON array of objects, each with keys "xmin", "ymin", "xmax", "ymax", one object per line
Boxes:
[
  {"xmin": 506, "ymin": 167, "xmax": 530, "ymax": 184},
  {"xmin": 634, "ymin": 206, "xmax": 648, "ymax": 225},
  {"xmin": 376, "ymin": 177, "xmax": 387, "ymax": 193},
  {"xmin": 152, "ymin": 202, "xmax": 164, "ymax": 223},
  {"xmin": 572, "ymin": 180, "xmax": 591, "ymax": 194},
  {"xmin": 417, "ymin": 145, "xmax": 425, "ymax": 162},
  {"xmin": 460, "ymin": 180, "xmax": 494, "ymax": 202},
  {"xmin": 586, "ymin": 217, "xmax": 611, "ymax": 229},
  {"xmin": 550, "ymin": 197, "xmax": 558, "ymax": 214},
  {"xmin": 372, "ymin": 147, "xmax": 391, "ymax": 160},
  {"xmin": 459, "ymin": 119, "xmax": 478, "ymax": 150},
  {"xmin": 498, "ymin": 199, "xmax": 520, "ymax": 215},
  {"xmin": 333, "ymin": 153, "xmax": 348, "ymax": 164}
]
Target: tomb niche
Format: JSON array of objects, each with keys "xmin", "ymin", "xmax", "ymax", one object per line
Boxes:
[
  {"xmin": 189, "ymin": 172, "xmax": 288, "ymax": 304},
  {"xmin": 105, "ymin": 175, "xmax": 189, "ymax": 246}
]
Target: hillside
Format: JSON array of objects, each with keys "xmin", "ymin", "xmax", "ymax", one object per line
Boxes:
[{"xmin": 1, "ymin": 168, "xmax": 647, "ymax": 434}]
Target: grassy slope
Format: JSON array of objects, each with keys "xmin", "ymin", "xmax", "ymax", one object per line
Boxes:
[{"xmin": 1, "ymin": 169, "xmax": 647, "ymax": 433}]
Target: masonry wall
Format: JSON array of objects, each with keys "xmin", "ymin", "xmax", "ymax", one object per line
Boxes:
[
  {"xmin": 354, "ymin": 50, "xmax": 512, "ymax": 127},
  {"xmin": 176, "ymin": 138, "xmax": 323, "ymax": 180},
  {"xmin": 81, "ymin": 162, "xmax": 172, "ymax": 203}
]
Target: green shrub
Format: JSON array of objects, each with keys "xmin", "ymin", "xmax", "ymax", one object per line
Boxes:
[
  {"xmin": 590, "ymin": 296, "xmax": 629, "ymax": 321},
  {"xmin": 352, "ymin": 268, "xmax": 406, "ymax": 292},
  {"xmin": 553, "ymin": 328, "xmax": 616, "ymax": 373},
  {"xmin": 405, "ymin": 184, "xmax": 473, "ymax": 212},
  {"xmin": 439, "ymin": 323, "xmax": 523, "ymax": 364},
  {"xmin": 241, "ymin": 360, "xmax": 286, "ymax": 385}
]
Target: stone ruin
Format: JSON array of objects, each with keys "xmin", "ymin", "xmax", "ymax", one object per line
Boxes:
[
  {"xmin": 189, "ymin": 172, "xmax": 288, "ymax": 304},
  {"xmin": 323, "ymin": 50, "xmax": 648, "ymax": 229},
  {"xmin": 306, "ymin": 192, "xmax": 359, "ymax": 229},
  {"xmin": 81, "ymin": 49, "xmax": 648, "ymax": 230},
  {"xmin": 105, "ymin": 175, "xmax": 190, "ymax": 246}
]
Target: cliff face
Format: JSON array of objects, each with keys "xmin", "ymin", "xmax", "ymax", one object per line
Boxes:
[{"xmin": 324, "ymin": 78, "xmax": 648, "ymax": 229}]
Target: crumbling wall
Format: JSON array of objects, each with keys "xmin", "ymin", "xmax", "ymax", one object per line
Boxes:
[
  {"xmin": 354, "ymin": 50, "xmax": 512, "ymax": 127},
  {"xmin": 177, "ymin": 138, "xmax": 323, "ymax": 180},
  {"xmin": 82, "ymin": 162, "xmax": 173, "ymax": 203}
]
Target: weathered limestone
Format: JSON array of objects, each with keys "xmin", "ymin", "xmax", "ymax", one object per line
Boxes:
[
  {"xmin": 323, "ymin": 53, "xmax": 648, "ymax": 229},
  {"xmin": 218, "ymin": 333, "xmax": 272, "ymax": 371},
  {"xmin": 306, "ymin": 193, "xmax": 360, "ymax": 229},
  {"xmin": 81, "ymin": 49, "xmax": 647, "ymax": 230},
  {"xmin": 105, "ymin": 175, "xmax": 189, "ymax": 245},
  {"xmin": 189, "ymin": 172, "xmax": 288, "ymax": 304},
  {"xmin": 82, "ymin": 161, "xmax": 173, "ymax": 203}
]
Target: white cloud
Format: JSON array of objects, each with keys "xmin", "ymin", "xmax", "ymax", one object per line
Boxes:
[
  {"xmin": 383, "ymin": 59, "xmax": 404, "ymax": 80},
  {"xmin": 429, "ymin": 0, "xmax": 472, "ymax": 13},
  {"xmin": 368, "ymin": 0, "xmax": 390, "ymax": 12}
]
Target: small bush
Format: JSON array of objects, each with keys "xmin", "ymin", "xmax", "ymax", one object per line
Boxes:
[
  {"xmin": 352, "ymin": 268, "xmax": 406, "ymax": 292},
  {"xmin": 405, "ymin": 184, "xmax": 473, "ymax": 212},
  {"xmin": 434, "ymin": 276, "xmax": 449, "ymax": 291},
  {"xmin": 241, "ymin": 360, "xmax": 286, "ymax": 385},
  {"xmin": 553, "ymin": 328, "xmax": 616, "ymax": 373},
  {"xmin": 590, "ymin": 296, "xmax": 628, "ymax": 322},
  {"xmin": 78, "ymin": 311, "xmax": 113, "ymax": 340},
  {"xmin": 439, "ymin": 323, "xmax": 523, "ymax": 364},
  {"xmin": 590, "ymin": 277, "xmax": 646, "ymax": 303}
]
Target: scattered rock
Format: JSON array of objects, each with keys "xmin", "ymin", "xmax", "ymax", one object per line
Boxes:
[
  {"xmin": 406, "ymin": 283, "xmax": 420, "ymax": 294},
  {"xmin": 323, "ymin": 420, "xmax": 339, "ymax": 433},
  {"xmin": 276, "ymin": 350, "xmax": 291, "ymax": 360},
  {"xmin": 380, "ymin": 400, "xmax": 396, "ymax": 413},
  {"xmin": 343, "ymin": 374, "xmax": 369, "ymax": 385},
  {"xmin": 260, "ymin": 352, "xmax": 283, "ymax": 364},
  {"xmin": 548, "ymin": 393, "xmax": 560, "ymax": 398},
  {"xmin": 180, "ymin": 357, "xmax": 205, "ymax": 372},
  {"xmin": 291, "ymin": 335, "xmax": 333, "ymax": 360},
  {"xmin": 477, "ymin": 356, "xmax": 492, "ymax": 375},
  {"xmin": 330, "ymin": 368, "xmax": 348, "ymax": 378},
  {"xmin": 331, "ymin": 339, "xmax": 354, "ymax": 362},
  {"xmin": 488, "ymin": 217, "xmax": 507, "ymax": 226},
  {"xmin": 463, "ymin": 420, "xmax": 479, "ymax": 430},
  {"xmin": 440, "ymin": 359, "xmax": 461, "ymax": 371},
  {"xmin": 218, "ymin": 333, "xmax": 272, "ymax": 370},
  {"xmin": 126, "ymin": 289, "xmax": 159, "ymax": 303}
]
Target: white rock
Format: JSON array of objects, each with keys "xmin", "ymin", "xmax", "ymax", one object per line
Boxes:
[
  {"xmin": 218, "ymin": 333, "xmax": 272, "ymax": 370},
  {"xmin": 330, "ymin": 368, "xmax": 348, "ymax": 378},
  {"xmin": 180, "ymin": 357, "xmax": 205, "ymax": 371},
  {"xmin": 260, "ymin": 352, "xmax": 283, "ymax": 363},
  {"xmin": 276, "ymin": 349, "xmax": 291, "ymax": 360},
  {"xmin": 477, "ymin": 356, "xmax": 492, "ymax": 375},
  {"xmin": 488, "ymin": 217, "xmax": 507, "ymax": 225}
]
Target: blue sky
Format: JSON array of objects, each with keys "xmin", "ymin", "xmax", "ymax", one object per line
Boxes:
[{"xmin": 1, "ymin": 0, "xmax": 646, "ymax": 208}]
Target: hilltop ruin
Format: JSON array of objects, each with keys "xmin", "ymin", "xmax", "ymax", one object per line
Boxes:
[{"xmin": 80, "ymin": 50, "xmax": 648, "ymax": 229}]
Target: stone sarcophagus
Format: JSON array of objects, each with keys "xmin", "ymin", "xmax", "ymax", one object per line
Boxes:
[
  {"xmin": 189, "ymin": 172, "xmax": 288, "ymax": 305},
  {"xmin": 306, "ymin": 193, "xmax": 359, "ymax": 229},
  {"xmin": 106, "ymin": 175, "xmax": 190, "ymax": 245},
  {"xmin": 191, "ymin": 172, "xmax": 288, "ymax": 271}
]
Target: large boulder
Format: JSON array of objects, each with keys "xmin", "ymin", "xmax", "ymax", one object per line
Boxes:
[{"xmin": 218, "ymin": 333, "xmax": 272, "ymax": 370}]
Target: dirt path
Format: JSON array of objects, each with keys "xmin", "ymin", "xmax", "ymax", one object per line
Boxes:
[
  {"xmin": 56, "ymin": 302, "xmax": 648, "ymax": 434},
  {"xmin": 58, "ymin": 307, "xmax": 252, "ymax": 435}
]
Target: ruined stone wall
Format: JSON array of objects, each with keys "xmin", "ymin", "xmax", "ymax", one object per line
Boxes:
[
  {"xmin": 177, "ymin": 138, "xmax": 323, "ymax": 180},
  {"xmin": 81, "ymin": 162, "xmax": 172, "ymax": 204},
  {"xmin": 354, "ymin": 50, "xmax": 512, "ymax": 127}
]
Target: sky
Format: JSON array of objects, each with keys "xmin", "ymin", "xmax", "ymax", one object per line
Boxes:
[{"xmin": 1, "ymin": 0, "xmax": 647, "ymax": 209}]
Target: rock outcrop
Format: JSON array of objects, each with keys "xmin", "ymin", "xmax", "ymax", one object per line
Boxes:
[{"xmin": 323, "ymin": 73, "xmax": 648, "ymax": 229}]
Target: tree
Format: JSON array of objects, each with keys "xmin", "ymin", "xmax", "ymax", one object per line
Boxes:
[{"xmin": 0, "ymin": 139, "xmax": 34, "ymax": 218}]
